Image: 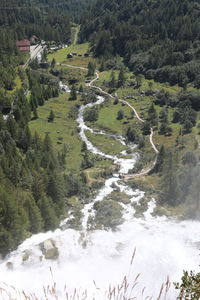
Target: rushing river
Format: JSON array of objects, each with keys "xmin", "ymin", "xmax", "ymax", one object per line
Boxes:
[{"xmin": 0, "ymin": 96, "xmax": 200, "ymax": 300}]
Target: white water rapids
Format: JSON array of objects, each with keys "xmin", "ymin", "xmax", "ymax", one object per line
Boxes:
[{"xmin": 0, "ymin": 96, "xmax": 200, "ymax": 300}]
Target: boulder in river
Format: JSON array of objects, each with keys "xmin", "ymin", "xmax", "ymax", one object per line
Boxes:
[
  {"xmin": 22, "ymin": 250, "xmax": 32, "ymax": 262},
  {"xmin": 6, "ymin": 261, "xmax": 13, "ymax": 270},
  {"xmin": 39, "ymin": 239, "xmax": 59, "ymax": 260}
]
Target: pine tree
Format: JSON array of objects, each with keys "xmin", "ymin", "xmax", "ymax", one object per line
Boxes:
[
  {"xmin": 118, "ymin": 69, "xmax": 125, "ymax": 87},
  {"xmin": 79, "ymin": 84, "xmax": 84, "ymax": 93},
  {"xmin": 87, "ymin": 62, "xmax": 96, "ymax": 77},
  {"xmin": 147, "ymin": 103, "xmax": 158, "ymax": 126},
  {"xmin": 48, "ymin": 110, "xmax": 55, "ymax": 122},
  {"xmin": 142, "ymin": 121, "xmax": 151, "ymax": 135},
  {"xmin": 33, "ymin": 107, "xmax": 38, "ymax": 119},
  {"xmin": 31, "ymin": 172, "xmax": 45, "ymax": 201},
  {"xmin": 47, "ymin": 172, "xmax": 64, "ymax": 216},
  {"xmin": 69, "ymin": 85, "xmax": 77, "ymax": 100},
  {"xmin": 136, "ymin": 74, "xmax": 143, "ymax": 88},
  {"xmin": 153, "ymin": 145, "xmax": 165, "ymax": 173},
  {"xmin": 6, "ymin": 115, "xmax": 17, "ymax": 139},
  {"xmin": 24, "ymin": 195, "xmax": 43, "ymax": 233},
  {"xmin": 116, "ymin": 109, "xmax": 124, "ymax": 120},
  {"xmin": 38, "ymin": 195, "xmax": 59, "ymax": 231},
  {"xmin": 109, "ymin": 71, "xmax": 116, "ymax": 88},
  {"xmin": 43, "ymin": 133, "xmax": 53, "ymax": 152},
  {"xmin": 99, "ymin": 61, "xmax": 105, "ymax": 72},
  {"xmin": 51, "ymin": 58, "xmax": 56, "ymax": 68},
  {"xmin": 182, "ymin": 119, "xmax": 193, "ymax": 134}
]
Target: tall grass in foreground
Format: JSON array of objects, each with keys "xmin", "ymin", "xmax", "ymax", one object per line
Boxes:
[
  {"xmin": 0, "ymin": 250, "xmax": 174, "ymax": 300},
  {"xmin": 0, "ymin": 278, "xmax": 171, "ymax": 300}
]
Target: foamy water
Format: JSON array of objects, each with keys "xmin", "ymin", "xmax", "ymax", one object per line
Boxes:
[
  {"xmin": 0, "ymin": 95, "xmax": 199, "ymax": 300},
  {"xmin": 1, "ymin": 210, "xmax": 200, "ymax": 299}
]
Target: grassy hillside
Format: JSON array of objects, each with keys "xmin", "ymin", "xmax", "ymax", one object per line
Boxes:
[{"xmin": 29, "ymin": 93, "xmax": 83, "ymax": 170}]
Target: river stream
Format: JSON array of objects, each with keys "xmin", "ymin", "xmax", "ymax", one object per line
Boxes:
[{"xmin": 0, "ymin": 95, "xmax": 200, "ymax": 300}]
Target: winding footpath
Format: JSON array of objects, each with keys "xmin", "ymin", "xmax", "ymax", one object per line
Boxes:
[{"xmin": 62, "ymin": 64, "xmax": 159, "ymax": 179}]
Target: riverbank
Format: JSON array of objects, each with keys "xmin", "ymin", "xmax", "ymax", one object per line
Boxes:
[
  {"xmin": 30, "ymin": 44, "xmax": 200, "ymax": 221},
  {"xmin": 0, "ymin": 42, "xmax": 200, "ymax": 300}
]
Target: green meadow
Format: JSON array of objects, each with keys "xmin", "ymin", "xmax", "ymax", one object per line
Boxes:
[{"xmin": 29, "ymin": 93, "xmax": 83, "ymax": 171}]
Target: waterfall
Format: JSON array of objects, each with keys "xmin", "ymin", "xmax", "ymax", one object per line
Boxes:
[{"xmin": 0, "ymin": 94, "xmax": 199, "ymax": 300}]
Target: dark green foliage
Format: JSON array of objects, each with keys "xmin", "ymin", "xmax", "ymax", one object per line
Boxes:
[
  {"xmin": 155, "ymin": 90, "xmax": 176, "ymax": 107},
  {"xmin": 0, "ymin": 90, "xmax": 67, "ymax": 256},
  {"xmin": 109, "ymin": 71, "xmax": 116, "ymax": 89},
  {"xmin": 51, "ymin": 58, "xmax": 56, "ymax": 69},
  {"xmin": 93, "ymin": 31, "xmax": 113, "ymax": 58},
  {"xmin": 117, "ymin": 69, "xmax": 126, "ymax": 87},
  {"xmin": 80, "ymin": 0, "xmax": 200, "ymax": 87},
  {"xmin": 158, "ymin": 108, "xmax": 172, "ymax": 135},
  {"xmin": 0, "ymin": 0, "xmax": 97, "ymax": 257},
  {"xmin": 65, "ymin": 173, "xmax": 90, "ymax": 198},
  {"xmin": 141, "ymin": 121, "xmax": 151, "ymax": 135},
  {"xmin": 87, "ymin": 62, "xmax": 96, "ymax": 77},
  {"xmin": 30, "ymin": 58, "xmax": 39, "ymax": 70},
  {"xmin": 158, "ymin": 123, "xmax": 172, "ymax": 136},
  {"xmin": 81, "ymin": 152, "xmax": 94, "ymax": 169},
  {"xmin": 24, "ymin": 194, "xmax": 43, "ymax": 233},
  {"xmin": 135, "ymin": 74, "xmax": 143, "ymax": 88},
  {"xmin": 155, "ymin": 89, "xmax": 197, "ymax": 135},
  {"xmin": 182, "ymin": 119, "xmax": 193, "ymax": 134},
  {"xmin": 47, "ymin": 172, "xmax": 65, "ymax": 216},
  {"xmin": 152, "ymin": 145, "xmax": 166, "ymax": 173},
  {"xmin": 147, "ymin": 103, "xmax": 158, "ymax": 126},
  {"xmin": 126, "ymin": 126, "xmax": 136, "ymax": 142},
  {"xmin": 0, "ymin": 1, "xmax": 73, "ymax": 44},
  {"xmin": 126, "ymin": 125, "xmax": 144, "ymax": 148},
  {"xmin": 116, "ymin": 109, "xmax": 124, "ymax": 120},
  {"xmin": 159, "ymin": 152, "xmax": 180, "ymax": 206},
  {"xmin": 94, "ymin": 200, "xmax": 123, "ymax": 229},
  {"xmin": 159, "ymin": 108, "xmax": 168, "ymax": 124},
  {"xmin": 81, "ymin": 142, "xmax": 94, "ymax": 169},
  {"xmin": 69, "ymin": 85, "xmax": 77, "ymax": 100},
  {"xmin": 48, "ymin": 110, "xmax": 55, "ymax": 122},
  {"xmin": 175, "ymin": 270, "xmax": 200, "ymax": 299},
  {"xmin": 113, "ymin": 98, "xmax": 119, "ymax": 105},
  {"xmin": 33, "ymin": 107, "xmax": 38, "ymax": 119},
  {"xmin": 38, "ymin": 195, "xmax": 59, "ymax": 231},
  {"xmin": 79, "ymin": 85, "xmax": 84, "ymax": 93},
  {"xmin": 0, "ymin": 187, "xmax": 28, "ymax": 256},
  {"xmin": 84, "ymin": 107, "xmax": 98, "ymax": 122}
]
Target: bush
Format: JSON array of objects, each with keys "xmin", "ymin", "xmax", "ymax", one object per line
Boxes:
[
  {"xmin": 175, "ymin": 270, "xmax": 200, "ymax": 299},
  {"xmin": 48, "ymin": 110, "xmax": 55, "ymax": 122},
  {"xmin": 116, "ymin": 109, "xmax": 124, "ymax": 120},
  {"xmin": 94, "ymin": 200, "xmax": 123, "ymax": 228},
  {"xmin": 84, "ymin": 108, "xmax": 99, "ymax": 122}
]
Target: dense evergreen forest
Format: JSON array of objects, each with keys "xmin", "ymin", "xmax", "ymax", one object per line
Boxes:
[
  {"xmin": 1, "ymin": 0, "xmax": 200, "ymax": 258},
  {"xmin": 80, "ymin": 0, "xmax": 200, "ymax": 87},
  {"xmin": 0, "ymin": 0, "xmax": 93, "ymax": 256},
  {"xmin": 79, "ymin": 0, "xmax": 200, "ymax": 217}
]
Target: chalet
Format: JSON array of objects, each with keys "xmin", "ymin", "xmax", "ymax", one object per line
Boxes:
[{"xmin": 16, "ymin": 40, "xmax": 30, "ymax": 52}]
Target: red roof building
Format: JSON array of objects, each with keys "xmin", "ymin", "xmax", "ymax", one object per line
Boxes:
[{"xmin": 16, "ymin": 40, "xmax": 30, "ymax": 52}]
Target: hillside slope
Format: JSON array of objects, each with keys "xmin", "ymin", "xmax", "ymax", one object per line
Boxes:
[{"xmin": 80, "ymin": 0, "xmax": 200, "ymax": 87}]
